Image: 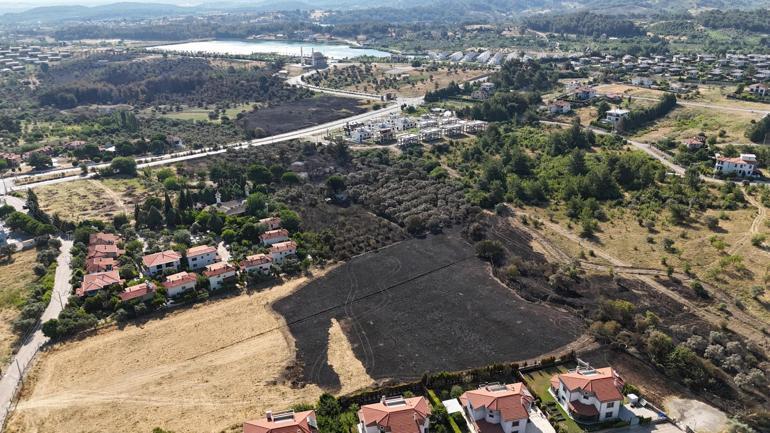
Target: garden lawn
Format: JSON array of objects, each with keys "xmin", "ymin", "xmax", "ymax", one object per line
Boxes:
[{"xmin": 523, "ymin": 366, "xmax": 584, "ymax": 433}]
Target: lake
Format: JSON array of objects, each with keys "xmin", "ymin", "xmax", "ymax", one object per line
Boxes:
[{"xmin": 148, "ymin": 39, "xmax": 392, "ymax": 59}]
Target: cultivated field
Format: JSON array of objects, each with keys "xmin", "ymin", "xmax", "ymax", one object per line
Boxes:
[
  {"xmin": 0, "ymin": 249, "xmax": 43, "ymax": 364},
  {"xmin": 6, "ymin": 269, "xmax": 374, "ymax": 433},
  {"xmin": 273, "ymin": 231, "xmax": 584, "ymax": 388},
  {"xmin": 237, "ymin": 95, "xmax": 367, "ymax": 136}
]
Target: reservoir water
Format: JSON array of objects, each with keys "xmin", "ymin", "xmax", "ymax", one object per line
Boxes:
[{"xmin": 149, "ymin": 39, "xmax": 391, "ymax": 59}]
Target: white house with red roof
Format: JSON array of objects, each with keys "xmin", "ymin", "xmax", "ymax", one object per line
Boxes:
[
  {"xmin": 204, "ymin": 262, "xmax": 238, "ymax": 289},
  {"xmin": 714, "ymin": 153, "xmax": 757, "ymax": 177},
  {"xmin": 240, "ymin": 253, "xmax": 273, "ymax": 274},
  {"xmin": 142, "ymin": 250, "xmax": 182, "ymax": 275},
  {"xmin": 244, "ymin": 410, "xmax": 318, "ymax": 433},
  {"xmin": 260, "ymin": 229, "xmax": 290, "ymax": 246},
  {"xmin": 119, "ymin": 282, "xmax": 156, "ymax": 302},
  {"xmin": 259, "ymin": 216, "xmax": 282, "ymax": 230},
  {"xmin": 358, "ymin": 395, "xmax": 431, "ymax": 433},
  {"xmin": 89, "ymin": 232, "xmax": 120, "ymax": 246},
  {"xmin": 460, "ymin": 383, "xmax": 534, "ymax": 433},
  {"xmin": 186, "ymin": 244, "xmax": 218, "ymax": 270},
  {"xmin": 85, "ymin": 256, "xmax": 115, "ymax": 273},
  {"xmin": 270, "ymin": 241, "xmax": 297, "ymax": 263},
  {"xmin": 77, "ymin": 270, "xmax": 123, "ymax": 297},
  {"xmin": 163, "ymin": 271, "xmax": 198, "ymax": 297},
  {"xmin": 87, "ymin": 243, "xmax": 122, "ymax": 259},
  {"xmin": 550, "ymin": 365, "xmax": 624, "ymax": 424},
  {"xmin": 749, "ymin": 83, "xmax": 768, "ymax": 97}
]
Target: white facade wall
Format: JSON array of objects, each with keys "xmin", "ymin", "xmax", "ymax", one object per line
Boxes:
[
  {"xmin": 188, "ymin": 252, "xmax": 217, "ymax": 269},
  {"xmin": 209, "ymin": 271, "xmax": 236, "ymax": 289},
  {"xmin": 243, "ymin": 262, "xmax": 272, "ymax": 274},
  {"xmin": 167, "ymin": 281, "xmax": 195, "ymax": 297},
  {"xmin": 147, "ymin": 260, "xmax": 180, "ymax": 275},
  {"xmin": 271, "ymin": 249, "xmax": 296, "ymax": 263}
]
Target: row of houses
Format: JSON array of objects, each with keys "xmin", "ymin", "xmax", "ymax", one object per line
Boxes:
[
  {"xmin": 0, "ymin": 45, "xmax": 71, "ymax": 74},
  {"xmin": 244, "ymin": 365, "xmax": 635, "ymax": 433},
  {"xmin": 349, "ymin": 113, "xmax": 488, "ymax": 145},
  {"xmin": 426, "ymin": 49, "xmax": 523, "ymax": 66}
]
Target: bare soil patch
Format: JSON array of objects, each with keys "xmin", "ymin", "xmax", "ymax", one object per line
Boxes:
[
  {"xmin": 0, "ymin": 249, "xmax": 43, "ymax": 364},
  {"xmin": 6, "ymin": 269, "xmax": 372, "ymax": 433},
  {"xmin": 273, "ymin": 231, "xmax": 584, "ymax": 389}
]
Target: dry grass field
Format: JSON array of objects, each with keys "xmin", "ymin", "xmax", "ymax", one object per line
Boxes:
[
  {"xmin": 522, "ymin": 201, "xmax": 770, "ymax": 325},
  {"xmin": 0, "ymin": 249, "xmax": 43, "ymax": 364},
  {"xmin": 35, "ymin": 176, "xmax": 157, "ymax": 222},
  {"xmin": 6, "ymin": 269, "xmax": 373, "ymax": 433},
  {"xmin": 329, "ymin": 63, "xmax": 489, "ymax": 98},
  {"xmin": 631, "ymin": 105, "xmax": 760, "ymax": 145}
]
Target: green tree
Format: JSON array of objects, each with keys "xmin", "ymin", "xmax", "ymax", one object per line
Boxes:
[
  {"xmin": 109, "ymin": 157, "xmax": 137, "ymax": 176},
  {"xmin": 475, "ymin": 240, "xmax": 505, "ymax": 264}
]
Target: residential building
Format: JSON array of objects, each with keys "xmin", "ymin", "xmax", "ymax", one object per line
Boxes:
[
  {"xmin": 358, "ymin": 395, "xmax": 431, "ymax": 433},
  {"xmin": 573, "ymin": 86, "xmax": 596, "ymax": 101},
  {"xmin": 631, "ymin": 76, "xmax": 653, "ymax": 87},
  {"xmin": 684, "ymin": 136, "xmax": 706, "ymax": 150},
  {"xmin": 163, "ymin": 271, "xmax": 198, "ymax": 297},
  {"xmin": 419, "ymin": 128, "xmax": 442, "ymax": 142},
  {"xmin": 748, "ymin": 83, "xmax": 768, "ymax": 97},
  {"xmin": 550, "ymin": 365, "xmax": 624, "ymax": 424},
  {"xmin": 119, "ymin": 282, "xmax": 156, "ymax": 302},
  {"xmin": 186, "ymin": 245, "xmax": 218, "ymax": 270},
  {"xmin": 460, "ymin": 383, "xmax": 534, "ymax": 433},
  {"xmin": 714, "ymin": 153, "xmax": 757, "ymax": 177},
  {"xmin": 352, "ymin": 127, "xmax": 373, "ymax": 143},
  {"xmin": 377, "ymin": 126, "xmax": 395, "ymax": 143},
  {"xmin": 259, "ymin": 217, "xmax": 282, "ymax": 230},
  {"xmin": 390, "ymin": 116, "xmax": 417, "ymax": 131},
  {"xmin": 311, "ymin": 51, "xmax": 327, "ymax": 69},
  {"xmin": 77, "ymin": 270, "xmax": 123, "ymax": 297},
  {"xmin": 605, "ymin": 108, "xmax": 630, "ymax": 126},
  {"xmin": 464, "ymin": 120, "xmax": 488, "ymax": 134},
  {"xmin": 85, "ymin": 257, "xmax": 116, "ymax": 274},
  {"xmin": 142, "ymin": 250, "xmax": 182, "ymax": 276},
  {"xmin": 270, "ymin": 241, "xmax": 297, "ymax": 263},
  {"xmin": 260, "ymin": 229, "xmax": 290, "ymax": 245},
  {"xmin": 240, "ymin": 253, "xmax": 273, "ymax": 274},
  {"xmin": 442, "ymin": 123, "xmax": 464, "ymax": 137},
  {"xmin": 398, "ymin": 134, "xmax": 419, "ymax": 146},
  {"xmin": 547, "ymin": 100, "xmax": 571, "ymax": 114},
  {"xmin": 204, "ymin": 262, "xmax": 238, "ymax": 289},
  {"xmin": 87, "ymin": 244, "xmax": 121, "ymax": 259},
  {"xmin": 244, "ymin": 410, "xmax": 318, "ymax": 433}
]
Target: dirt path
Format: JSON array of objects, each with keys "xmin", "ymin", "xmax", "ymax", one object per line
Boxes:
[
  {"xmin": 507, "ymin": 206, "xmax": 769, "ymax": 352},
  {"xmin": 727, "ymin": 191, "xmax": 767, "ymax": 256},
  {"xmin": 87, "ymin": 179, "xmax": 128, "ymax": 215}
]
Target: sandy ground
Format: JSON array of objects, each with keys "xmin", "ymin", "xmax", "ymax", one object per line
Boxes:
[
  {"xmin": 326, "ymin": 318, "xmax": 374, "ymax": 395},
  {"xmin": 6, "ymin": 268, "xmax": 374, "ymax": 433},
  {"xmin": 664, "ymin": 397, "xmax": 728, "ymax": 433}
]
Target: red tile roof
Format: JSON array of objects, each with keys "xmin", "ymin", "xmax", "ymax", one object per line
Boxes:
[
  {"xmin": 716, "ymin": 155, "xmax": 754, "ymax": 165},
  {"xmin": 358, "ymin": 396, "xmax": 431, "ymax": 433},
  {"xmin": 119, "ymin": 282, "xmax": 155, "ymax": 302},
  {"xmin": 568, "ymin": 400, "xmax": 599, "ymax": 417},
  {"xmin": 78, "ymin": 270, "xmax": 122, "ymax": 296},
  {"xmin": 244, "ymin": 410, "xmax": 317, "ymax": 433},
  {"xmin": 460, "ymin": 383, "xmax": 533, "ymax": 422},
  {"xmin": 85, "ymin": 257, "xmax": 115, "ymax": 274},
  {"xmin": 553, "ymin": 367, "xmax": 624, "ymax": 403},
  {"xmin": 241, "ymin": 253, "xmax": 273, "ymax": 268},
  {"xmin": 260, "ymin": 229, "xmax": 289, "ymax": 242},
  {"xmin": 259, "ymin": 217, "xmax": 282, "ymax": 229},
  {"xmin": 163, "ymin": 271, "xmax": 197, "ymax": 288},
  {"xmin": 142, "ymin": 250, "xmax": 182, "ymax": 268},
  {"xmin": 204, "ymin": 262, "xmax": 238, "ymax": 278},
  {"xmin": 87, "ymin": 244, "xmax": 121, "ymax": 259},
  {"xmin": 186, "ymin": 245, "xmax": 217, "ymax": 257},
  {"xmin": 270, "ymin": 241, "xmax": 297, "ymax": 254}
]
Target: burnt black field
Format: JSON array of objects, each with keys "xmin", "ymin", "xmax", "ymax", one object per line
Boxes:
[{"xmin": 273, "ymin": 231, "xmax": 583, "ymax": 390}]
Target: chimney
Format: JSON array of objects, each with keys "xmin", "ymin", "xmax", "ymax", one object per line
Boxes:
[{"xmin": 266, "ymin": 410, "xmax": 273, "ymax": 422}]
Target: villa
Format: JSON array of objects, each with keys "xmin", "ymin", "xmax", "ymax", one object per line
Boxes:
[
  {"xmin": 244, "ymin": 410, "xmax": 318, "ymax": 433},
  {"xmin": 142, "ymin": 250, "xmax": 182, "ymax": 275},
  {"xmin": 550, "ymin": 365, "xmax": 625, "ymax": 424},
  {"xmin": 460, "ymin": 383, "xmax": 534, "ymax": 433},
  {"xmin": 358, "ymin": 395, "xmax": 431, "ymax": 433},
  {"xmin": 240, "ymin": 253, "xmax": 273, "ymax": 274}
]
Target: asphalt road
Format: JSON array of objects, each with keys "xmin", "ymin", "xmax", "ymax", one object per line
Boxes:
[
  {"xmin": 0, "ymin": 96, "xmax": 421, "ymax": 193},
  {"xmin": 0, "ymin": 239, "xmax": 72, "ymax": 429}
]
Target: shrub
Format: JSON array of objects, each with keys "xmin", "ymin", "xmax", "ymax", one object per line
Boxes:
[{"xmin": 475, "ymin": 240, "xmax": 504, "ymax": 264}]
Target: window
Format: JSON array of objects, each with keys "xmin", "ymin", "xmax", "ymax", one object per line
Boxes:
[{"xmin": 606, "ymin": 402, "xmax": 614, "ymax": 408}]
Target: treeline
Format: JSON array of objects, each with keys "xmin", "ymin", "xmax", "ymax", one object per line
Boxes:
[
  {"xmin": 698, "ymin": 9, "xmax": 770, "ymax": 33},
  {"xmin": 617, "ymin": 93, "xmax": 677, "ymax": 133},
  {"xmin": 424, "ymin": 81, "xmax": 463, "ymax": 102},
  {"xmin": 524, "ymin": 12, "xmax": 644, "ymax": 37},
  {"xmin": 746, "ymin": 115, "xmax": 770, "ymax": 144},
  {"xmin": 461, "ymin": 92, "xmax": 541, "ymax": 123},
  {"xmin": 37, "ymin": 56, "xmax": 306, "ymax": 109}
]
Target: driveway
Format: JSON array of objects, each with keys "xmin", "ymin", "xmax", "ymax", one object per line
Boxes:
[{"xmin": 0, "ymin": 239, "xmax": 72, "ymax": 428}]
